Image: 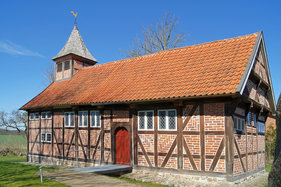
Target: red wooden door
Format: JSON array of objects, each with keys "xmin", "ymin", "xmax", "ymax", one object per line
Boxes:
[{"xmin": 115, "ymin": 128, "xmax": 130, "ymax": 165}]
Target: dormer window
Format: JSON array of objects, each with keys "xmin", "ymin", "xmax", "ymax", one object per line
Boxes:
[
  {"xmin": 64, "ymin": 61, "xmax": 70, "ymax": 70},
  {"xmin": 57, "ymin": 63, "xmax": 62, "ymax": 72}
]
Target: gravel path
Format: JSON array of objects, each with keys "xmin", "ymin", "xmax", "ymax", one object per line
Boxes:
[{"xmin": 43, "ymin": 170, "xmax": 144, "ymax": 187}]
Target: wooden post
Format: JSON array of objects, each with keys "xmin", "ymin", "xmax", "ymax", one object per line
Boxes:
[
  {"xmin": 200, "ymin": 103, "xmax": 205, "ymax": 171},
  {"xmin": 75, "ymin": 110, "xmax": 79, "ymax": 160},
  {"xmin": 62, "ymin": 112, "xmax": 65, "ymax": 159},
  {"xmin": 225, "ymin": 103, "xmax": 234, "ymax": 181},
  {"xmin": 39, "ymin": 112, "xmax": 42, "ymax": 163},
  {"xmin": 177, "ymin": 105, "xmax": 183, "ymax": 169},
  {"xmin": 101, "ymin": 109, "xmax": 105, "ymax": 163},
  {"xmin": 88, "ymin": 110, "xmax": 91, "ymax": 162},
  {"xmin": 110, "ymin": 109, "xmax": 114, "ymax": 164},
  {"xmin": 51, "ymin": 111, "xmax": 54, "ymax": 158},
  {"xmin": 27, "ymin": 112, "xmax": 30, "ymax": 162},
  {"xmin": 132, "ymin": 109, "xmax": 138, "ymax": 165},
  {"xmin": 154, "ymin": 108, "xmax": 158, "ymax": 168}
]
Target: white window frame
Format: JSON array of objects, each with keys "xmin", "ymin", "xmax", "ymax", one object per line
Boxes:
[
  {"xmin": 90, "ymin": 110, "xmax": 101, "ymax": 127},
  {"xmin": 41, "ymin": 132, "xmax": 52, "ymax": 143},
  {"xmin": 64, "ymin": 112, "xmax": 75, "ymax": 127},
  {"xmin": 138, "ymin": 110, "xmax": 154, "ymax": 131},
  {"xmin": 78, "ymin": 111, "xmax": 88, "ymax": 127},
  {"xmin": 234, "ymin": 116, "xmax": 245, "ymax": 132},
  {"xmin": 29, "ymin": 112, "xmax": 40, "ymax": 120},
  {"xmin": 158, "ymin": 109, "xmax": 177, "ymax": 131},
  {"xmin": 257, "ymin": 121, "xmax": 265, "ymax": 133},
  {"xmin": 41, "ymin": 111, "xmax": 52, "ymax": 120}
]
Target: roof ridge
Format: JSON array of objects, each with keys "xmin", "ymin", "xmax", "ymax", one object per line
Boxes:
[{"xmin": 83, "ymin": 32, "xmax": 259, "ymax": 70}]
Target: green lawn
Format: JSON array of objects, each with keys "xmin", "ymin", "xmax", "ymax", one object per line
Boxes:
[{"xmin": 0, "ymin": 155, "xmax": 67, "ymax": 186}]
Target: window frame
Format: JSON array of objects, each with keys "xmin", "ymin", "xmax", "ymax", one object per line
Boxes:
[
  {"xmin": 41, "ymin": 132, "xmax": 52, "ymax": 143},
  {"xmin": 234, "ymin": 115, "xmax": 245, "ymax": 132},
  {"xmin": 64, "ymin": 61, "xmax": 70, "ymax": 70},
  {"xmin": 158, "ymin": 109, "xmax": 177, "ymax": 131},
  {"xmin": 57, "ymin": 62, "xmax": 63, "ymax": 72},
  {"xmin": 90, "ymin": 110, "xmax": 101, "ymax": 128},
  {"xmin": 64, "ymin": 112, "xmax": 75, "ymax": 127},
  {"xmin": 257, "ymin": 121, "xmax": 265, "ymax": 134},
  {"xmin": 78, "ymin": 111, "xmax": 88, "ymax": 127},
  {"xmin": 138, "ymin": 110, "xmax": 154, "ymax": 131},
  {"xmin": 29, "ymin": 112, "xmax": 39, "ymax": 120},
  {"xmin": 41, "ymin": 111, "xmax": 52, "ymax": 120}
]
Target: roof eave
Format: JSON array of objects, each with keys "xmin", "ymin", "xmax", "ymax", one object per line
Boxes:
[{"xmin": 20, "ymin": 92, "xmax": 237, "ymax": 111}]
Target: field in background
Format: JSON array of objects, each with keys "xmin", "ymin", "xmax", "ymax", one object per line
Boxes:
[{"xmin": 0, "ymin": 135, "xmax": 27, "ymax": 156}]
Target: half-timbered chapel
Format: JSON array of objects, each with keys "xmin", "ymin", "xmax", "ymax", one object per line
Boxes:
[{"xmin": 21, "ymin": 24, "xmax": 276, "ymax": 181}]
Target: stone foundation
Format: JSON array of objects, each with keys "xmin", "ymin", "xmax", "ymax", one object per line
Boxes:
[
  {"xmin": 27, "ymin": 154, "xmax": 109, "ymax": 168},
  {"xmin": 124, "ymin": 168, "xmax": 268, "ymax": 187}
]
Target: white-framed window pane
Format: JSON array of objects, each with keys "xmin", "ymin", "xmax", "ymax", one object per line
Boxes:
[
  {"xmin": 65, "ymin": 113, "xmax": 69, "ymax": 126},
  {"xmin": 91, "ymin": 111, "xmax": 95, "ymax": 127},
  {"xmin": 79, "ymin": 112, "xmax": 83, "ymax": 126},
  {"xmin": 147, "ymin": 112, "xmax": 153, "ymax": 129},
  {"xmin": 96, "ymin": 112, "xmax": 100, "ymax": 127},
  {"xmin": 238, "ymin": 119, "xmax": 241, "ymax": 130},
  {"xmin": 168, "ymin": 110, "xmax": 176, "ymax": 130},
  {"xmin": 30, "ymin": 113, "xmax": 34, "ymax": 120},
  {"xmin": 35, "ymin": 113, "xmax": 39, "ymax": 120},
  {"xmin": 41, "ymin": 133, "xmax": 46, "ymax": 142},
  {"xmin": 139, "ymin": 112, "xmax": 145, "ymax": 129},
  {"xmin": 70, "ymin": 113, "xmax": 75, "ymax": 127},
  {"xmin": 47, "ymin": 112, "xmax": 52, "ymax": 119},
  {"xmin": 46, "ymin": 133, "xmax": 51, "ymax": 142},
  {"xmin": 159, "ymin": 111, "xmax": 166, "ymax": 130},
  {"xmin": 42, "ymin": 112, "xmax": 46, "ymax": 119},
  {"xmin": 83, "ymin": 112, "xmax": 88, "ymax": 126}
]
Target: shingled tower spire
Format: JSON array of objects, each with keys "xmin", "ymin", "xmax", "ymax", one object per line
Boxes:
[{"xmin": 52, "ymin": 24, "xmax": 97, "ymax": 81}]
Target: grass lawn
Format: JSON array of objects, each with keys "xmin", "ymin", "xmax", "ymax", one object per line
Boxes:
[
  {"xmin": 266, "ymin": 164, "xmax": 272, "ymax": 173},
  {"xmin": 0, "ymin": 155, "xmax": 68, "ymax": 186}
]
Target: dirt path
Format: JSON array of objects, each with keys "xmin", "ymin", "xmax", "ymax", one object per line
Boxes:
[{"xmin": 44, "ymin": 170, "xmax": 144, "ymax": 187}]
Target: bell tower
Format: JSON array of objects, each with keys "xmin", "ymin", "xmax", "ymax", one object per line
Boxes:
[{"xmin": 52, "ymin": 24, "xmax": 97, "ymax": 81}]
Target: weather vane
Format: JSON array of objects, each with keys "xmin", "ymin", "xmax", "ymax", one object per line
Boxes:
[{"xmin": 70, "ymin": 11, "xmax": 78, "ymax": 25}]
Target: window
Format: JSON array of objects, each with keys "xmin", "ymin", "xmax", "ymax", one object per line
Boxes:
[
  {"xmin": 257, "ymin": 121, "xmax": 265, "ymax": 133},
  {"xmin": 234, "ymin": 116, "xmax": 245, "ymax": 132},
  {"xmin": 41, "ymin": 133, "xmax": 52, "ymax": 143},
  {"xmin": 64, "ymin": 112, "xmax": 75, "ymax": 127},
  {"xmin": 57, "ymin": 63, "xmax": 62, "ymax": 72},
  {"xmin": 253, "ymin": 113, "xmax": 257, "ymax": 127},
  {"xmin": 158, "ymin": 109, "xmax": 177, "ymax": 130},
  {"xmin": 41, "ymin": 111, "xmax": 52, "ymax": 119},
  {"xmin": 41, "ymin": 133, "xmax": 46, "ymax": 142},
  {"xmin": 78, "ymin": 111, "xmax": 88, "ymax": 127},
  {"xmin": 246, "ymin": 112, "xmax": 251, "ymax": 126},
  {"xmin": 29, "ymin": 112, "xmax": 39, "ymax": 120},
  {"xmin": 64, "ymin": 61, "xmax": 70, "ymax": 70},
  {"xmin": 90, "ymin": 111, "xmax": 101, "ymax": 127},
  {"xmin": 138, "ymin": 110, "xmax": 154, "ymax": 130}
]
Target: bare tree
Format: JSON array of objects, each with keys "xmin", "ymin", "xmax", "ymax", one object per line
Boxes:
[
  {"xmin": 0, "ymin": 110, "xmax": 28, "ymax": 136},
  {"xmin": 124, "ymin": 12, "xmax": 186, "ymax": 57},
  {"xmin": 43, "ymin": 61, "xmax": 55, "ymax": 86}
]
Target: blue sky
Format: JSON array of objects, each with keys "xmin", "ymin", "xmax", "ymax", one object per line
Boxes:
[{"xmin": 0, "ymin": 0, "xmax": 280, "ymax": 112}]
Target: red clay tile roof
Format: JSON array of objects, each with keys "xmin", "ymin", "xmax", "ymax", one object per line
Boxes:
[{"xmin": 21, "ymin": 33, "xmax": 258, "ymax": 109}]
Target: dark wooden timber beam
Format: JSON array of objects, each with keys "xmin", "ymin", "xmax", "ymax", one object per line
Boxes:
[{"xmin": 200, "ymin": 103, "xmax": 205, "ymax": 171}]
